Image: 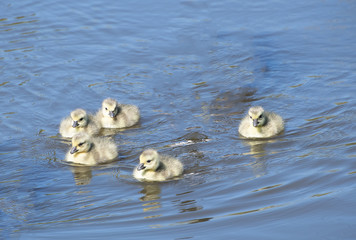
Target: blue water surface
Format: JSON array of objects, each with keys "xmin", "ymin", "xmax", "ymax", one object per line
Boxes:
[{"xmin": 1, "ymin": 0, "xmax": 356, "ymax": 239}]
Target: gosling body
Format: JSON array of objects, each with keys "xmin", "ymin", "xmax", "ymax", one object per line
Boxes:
[
  {"xmin": 238, "ymin": 106, "xmax": 284, "ymax": 138},
  {"xmin": 133, "ymin": 149, "xmax": 183, "ymax": 182},
  {"xmin": 65, "ymin": 133, "xmax": 118, "ymax": 165},
  {"xmin": 96, "ymin": 98, "xmax": 140, "ymax": 129},
  {"xmin": 59, "ymin": 109, "xmax": 101, "ymax": 138}
]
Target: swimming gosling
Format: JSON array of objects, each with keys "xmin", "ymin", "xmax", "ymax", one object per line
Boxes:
[
  {"xmin": 65, "ymin": 133, "xmax": 118, "ymax": 165},
  {"xmin": 59, "ymin": 108, "xmax": 101, "ymax": 138},
  {"xmin": 238, "ymin": 106, "xmax": 284, "ymax": 138},
  {"xmin": 133, "ymin": 149, "xmax": 183, "ymax": 182},
  {"xmin": 96, "ymin": 98, "xmax": 140, "ymax": 129}
]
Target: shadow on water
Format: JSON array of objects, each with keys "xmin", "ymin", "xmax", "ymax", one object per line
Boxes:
[{"xmin": 209, "ymin": 87, "xmax": 259, "ymax": 116}]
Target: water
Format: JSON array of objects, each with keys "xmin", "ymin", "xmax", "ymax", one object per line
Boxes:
[{"xmin": 1, "ymin": 0, "xmax": 356, "ymax": 239}]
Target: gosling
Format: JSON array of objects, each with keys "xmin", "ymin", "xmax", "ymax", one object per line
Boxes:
[
  {"xmin": 65, "ymin": 133, "xmax": 118, "ymax": 165},
  {"xmin": 59, "ymin": 109, "xmax": 101, "ymax": 138},
  {"xmin": 133, "ymin": 149, "xmax": 184, "ymax": 182},
  {"xmin": 238, "ymin": 106, "xmax": 284, "ymax": 138},
  {"xmin": 96, "ymin": 98, "xmax": 140, "ymax": 129}
]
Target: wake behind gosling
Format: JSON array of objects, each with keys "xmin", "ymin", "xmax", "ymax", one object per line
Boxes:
[
  {"xmin": 65, "ymin": 133, "xmax": 118, "ymax": 165},
  {"xmin": 133, "ymin": 149, "xmax": 183, "ymax": 182},
  {"xmin": 238, "ymin": 106, "xmax": 284, "ymax": 138}
]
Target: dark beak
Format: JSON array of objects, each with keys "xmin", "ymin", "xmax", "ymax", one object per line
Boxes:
[
  {"xmin": 137, "ymin": 163, "xmax": 146, "ymax": 171},
  {"xmin": 109, "ymin": 111, "xmax": 115, "ymax": 118},
  {"xmin": 253, "ymin": 119, "xmax": 259, "ymax": 127},
  {"xmin": 72, "ymin": 121, "xmax": 79, "ymax": 128},
  {"xmin": 70, "ymin": 146, "xmax": 78, "ymax": 154}
]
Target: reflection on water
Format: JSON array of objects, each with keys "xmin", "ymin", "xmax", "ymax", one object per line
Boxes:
[
  {"xmin": 178, "ymin": 199, "xmax": 203, "ymax": 214},
  {"xmin": 139, "ymin": 183, "xmax": 162, "ymax": 220},
  {"xmin": 139, "ymin": 183, "xmax": 161, "ymax": 202},
  {"xmin": 241, "ymin": 139, "xmax": 272, "ymax": 157},
  {"xmin": 70, "ymin": 166, "xmax": 93, "ymax": 185},
  {"xmin": 240, "ymin": 138, "xmax": 279, "ymax": 177}
]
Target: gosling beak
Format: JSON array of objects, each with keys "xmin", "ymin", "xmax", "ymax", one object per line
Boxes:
[
  {"xmin": 70, "ymin": 146, "xmax": 78, "ymax": 154},
  {"xmin": 137, "ymin": 163, "xmax": 146, "ymax": 171},
  {"xmin": 109, "ymin": 111, "xmax": 116, "ymax": 118},
  {"xmin": 253, "ymin": 119, "xmax": 259, "ymax": 127},
  {"xmin": 72, "ymin": 121, "xmax": 79, "ymax": 128}
]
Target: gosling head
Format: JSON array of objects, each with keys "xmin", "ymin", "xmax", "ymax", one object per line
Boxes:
[
  {"xmin": 136, "ymin": 149, "xmax": 160, "ymax": 171},
  {"xmin": 102, "ymin": 98, "xmax": 121, "ymax": 118},
  {"xmin": 70, "ymin": 133, "xmax": 92, "ymax": 154},
  {"xmin": 70, "ymin": 109, "xmax": 89, "ymax": 128},
  {"xmin": 248, "ymin": 106, "xmax": 267, "ymax": 127}
]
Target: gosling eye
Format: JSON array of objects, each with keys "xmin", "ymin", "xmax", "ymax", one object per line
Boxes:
[
  {"xmin": 78, "ymin": 142, "xmax": 84, "ymax": 147},
  {"xmin": 79, "ymin": 117, "xmax": 84, "ymax": 121},
  {"xmin": 105, "ymin": 107, "xmax": 108, "ymax": 110},
  {"xmin": 249, "ymin": 116, "xmax": 252, "ymax": 119},
  {"xmin": 146, "ymin": 160, "xmax": 152, "ymax": 163},
  {"xmin": 258, "ymin": 115, "xmax": 263, "ymax": 119}
]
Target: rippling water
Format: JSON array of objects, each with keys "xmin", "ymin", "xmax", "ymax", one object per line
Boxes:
[{"xmin": 1, "ymin": 0, "xmax": 356, "ymax": 239}]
